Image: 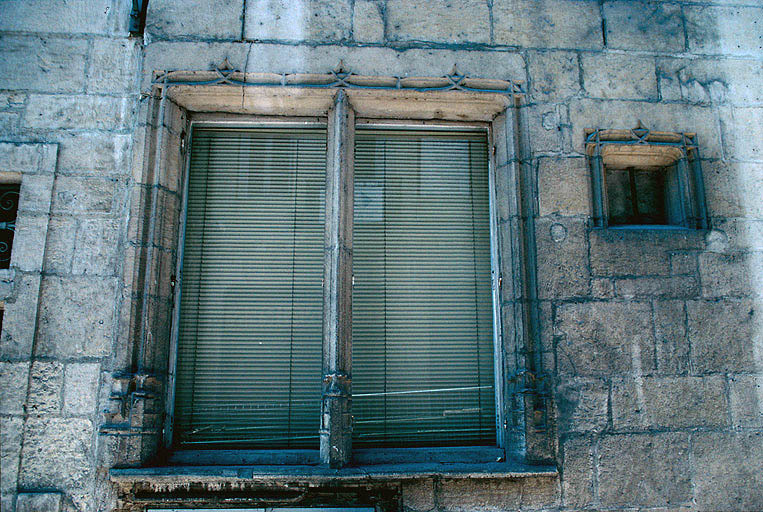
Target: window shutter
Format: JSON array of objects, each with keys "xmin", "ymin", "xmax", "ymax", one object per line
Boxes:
[
  {"xmin": 352, "ymin": 129, "xmax": 496, "ymax": 447},
  {"xmin": 174, "ymin": 128, "xmax": 326, "ymax": 448}
]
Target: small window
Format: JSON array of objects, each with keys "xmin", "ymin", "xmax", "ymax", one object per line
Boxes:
[
  {"xmin": 586, "ymin": 128, "xmax": 708, "ymax": 229},
  {"xmin": 0, "ymin": 183, "xmax": 20, "ymax": 269}
]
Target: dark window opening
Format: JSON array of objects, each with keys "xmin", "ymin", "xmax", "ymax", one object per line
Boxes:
[
  {"xmin": 0, "ymin": 184, "xmax": 20, "ymax": 269},
  {"xmin": 605, "ymin": 166, "xmax": 674, "ymax": 226}
]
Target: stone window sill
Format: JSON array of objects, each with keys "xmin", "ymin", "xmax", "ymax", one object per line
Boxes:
[{"xmin": 110, "ymin": 460, "xmax": 558, "ymax": 485}]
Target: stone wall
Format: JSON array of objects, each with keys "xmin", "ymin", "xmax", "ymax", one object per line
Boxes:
[{"xmin": 0, "ymin": 0, "xmax": 761, "ymax": 511}]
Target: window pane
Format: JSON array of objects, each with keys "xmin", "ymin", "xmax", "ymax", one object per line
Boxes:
[
  {"xmin": 352, "ymin": 129, "xmax": 496, "ymax": 448},
  {"xmin": 174, "ymin": 128, "xmax": 326, "ymax": 448}
]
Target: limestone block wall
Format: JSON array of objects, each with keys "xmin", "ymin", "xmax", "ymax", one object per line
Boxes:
[
  {"xmin": 0, "ymin": 2, "xmax": 141, "ymax": 511},
  {"xmin": 0, "ymin": 0, "xmax": 761, "ymax": 511}
]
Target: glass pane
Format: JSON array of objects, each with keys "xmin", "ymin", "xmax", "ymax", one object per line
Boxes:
[{"xmin": 352, "ymin": 129, "xmax": 496, "ymax": 448}]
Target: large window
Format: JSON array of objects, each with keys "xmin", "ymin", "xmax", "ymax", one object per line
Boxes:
[{"xmin": 171, "ymin": 120, "xmax": 500, "ymax": 460}]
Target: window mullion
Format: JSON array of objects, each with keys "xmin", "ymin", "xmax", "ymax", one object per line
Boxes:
[{"xmin": 320, "ymin": 90, "xmax": 355, "ymax": 468}]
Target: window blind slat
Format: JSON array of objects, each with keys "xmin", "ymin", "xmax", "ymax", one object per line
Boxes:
[
  {"xmin": 174, "ymin": 128, "xmax": 326, "ymax": 449},
  {"xmin": 352, "ymin": 129, "xmax": 496, "ymax": 448}
]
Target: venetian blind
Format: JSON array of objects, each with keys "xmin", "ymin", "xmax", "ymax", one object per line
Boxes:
[
  {"xmin": 352, "ymin": 129, "xmax": 496, "ymax": 448},
  {"xmin": 174, "ymin": 128, "xmax": 326, "ymax": 448}
]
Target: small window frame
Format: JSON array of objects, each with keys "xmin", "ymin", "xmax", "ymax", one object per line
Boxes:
[{"xmin": 586, "ymin": 127, "xmax": 709, "ymax": 230}]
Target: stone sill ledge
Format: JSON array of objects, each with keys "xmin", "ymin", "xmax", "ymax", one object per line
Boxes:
[{"xmin": 110, "ymin": 462, "xmax": 558, "ymax": 485}]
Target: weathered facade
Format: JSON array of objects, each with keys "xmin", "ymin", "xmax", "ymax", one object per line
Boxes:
[{"xmin": 0, "ymin": 0, "xmax": 762, "ymax": 511}]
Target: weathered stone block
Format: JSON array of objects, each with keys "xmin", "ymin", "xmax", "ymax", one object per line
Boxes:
[
  {"xmin": 561, "ymin": 436, "xmax": 593, "ymax": 508},
  {"xmin": 43, "ymin": 216, "xmax": 77, "ymax": 274},
  {"xmin": 287, "ymin": 45, "xmax": 526, "ymax": 80},
  {"xmin": 0, "ymin": 36, "xmax": 87, "ymax": 93},
  {"xmin": 657, "ymin": 58, "xmax": 763, "ymax": 106},
  {"xmin": 520, "ymin": 477, "xmax": 560, "ymax": 509},
  {"xmin": 27, "ymin": 361, "xmax": 63, "ymax": 415},
  {"xmin": 589, "ymin": 228, "xmax": 705, "ymax": 277},
  {"xmin": 527, "ymin": 50, "xmax": 580, "ymax": 102},
  {"xmin": 35, "ymin": 276, "xmax": 118, "ymax": 359},
  {"xmin": 88, "ymin": 38, "xmax": 140, "ymax": 94},
  {"xmin": 568, "ymin": 99, "xmax": 722, "ymax": 160},
  {"xmin": 16, "ymin": 492, "xmax": 62, "ymax": 512},
  {"xmin": 0, "ymin": 143, "xmax": 47, "ymax": 174},
  {"xmin": 692, "ymin": 432, "xmax": 763, "ymax": 511},
  {"xmin": 401, "ymin": 478, "xmax": 435, "ymax": 512},
  {"xmin": 493, "ymin": 0, "xmax": 602, "ymax": 49},
  {"xmin": 63, "ymin": 363, "xmax": 100, "ymax": 416},
  {"xmin": 669, "ymin": 252, "xmax": 697, "ymax": 276},
  {"xmin": 702, "ymin": 161, "xmax": 763, "ymax": 218},
  {"xmin": 710, "ymin": 218, "xmax": 763, "ymax": 252},
  {"xmin": 614, "ymin": 275, "xmax": 700, "ymax": 299},
  {"xmin": 245, "ymin": 0, "xmax": 352, "ymax": 42},
  {"xmin": 0, "ymin": 92, "xmax": 26, "ymax": 109},
  {"xmin": 720, "ymin": 107, "xmax": 763, "ymax": 162},
  {"xmin": 535, "ymin": 218, "xmax": 590, "ymax": 299},
  {"xmin": 555, "ymin": 301, "xmax": 655, "ymax": 377},
  {"xmin": 685, "ymin": 5, "xmax": 763, "ymax": 56},
  {"xmin": 522, "ymin": 104, "xmax": 564, "ymax": 155},
  {"xmin": 612, "ymin": 375, "xmax": 727, "ymax": 429},
  {"xmin": 582, "ymin": 53, "xmax": 657, "ymax": 100},
  {"xmin": 71, "ymin": 219, "xmax": 121, "ymax": 276},
  {"xmin": 603, "ymin": 1, "xmax": 685, "ymax": 52},
  {"xmin": 386, "ymin": 0, "xmax": 489, "ymax": 44},
  {"xmin": 598, "ymin": 433, "xmax": 691, "ymax": 508},
  {"xmin": 591, "ymin": 278, "xmax": 614, "ymax": 298},
  {"xmin": 729, "ymin": 374, "xmax": 763, "ymax": 428},
  {"xmin": 0, "ymin": 0, "xmax": 115, "ymax": 34},
  {"xmin": 0, "ymin": 273, "xmax": 42, "ymax": 360},
  {"xmin": 10, "ymin": 214, "xmax": 48, "ymax": 272},
  {"xmin": 142, "ymin": 42, "xmax": 250, "ymax": 84},
  {"xmin": 1, "ymin": 493, "xmax": 15, "ymax": 512},
  {"xmin": 699, "ymin": 252, "xmax": 755, "ymax": 297},
  {"xmin": 23, "ymin": 95, "xmax": 132, "ymax": 131},
  {"xmin": 51, "ymin": 176, "xmax": 118, "ymax": 214},
  {"xmin": 1, "ymin": 417, "xmax": 23, "ymax": 493},
  {"xmin": 146, "ymin": 0, "xmax": 242, "ymax": 40},
  {"xmin": 18, "ymin": 418, "xmax": 94, "ymax": 490},
  {"xmin": 17, "ymin": 176, "xmax": 54, "ymax": 221},
  {"xmin": 0, "ymin": 362, "xmax": 29, "ymax": 415},
  {"xmin": 555, "ymin": 378, "xmax": 608, "ymax": 433},
  {"xmin": 654, "ymin": 300, "xmax": 689, "ymax": 375},
  {"xmin": 353, "ymin": 0, "xmax": 384, "ymax": 43},
  {"xmin": 688, "ymin": 299, "xmax": 762, "ymax": 373},
  {"xmin": 0, "ymin": 269, "xmax": 13, "ymax": 300},
  {"xmin": 537, "ymin": 157, "xmax": 590, "ymax": 216},
  {"xmin": 0, "ymin": 111, "xmax": 20, "ymax": 134},
  {"xmin": 437, "ymin": 478, "xmax": 522, "ymax": 512}
]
